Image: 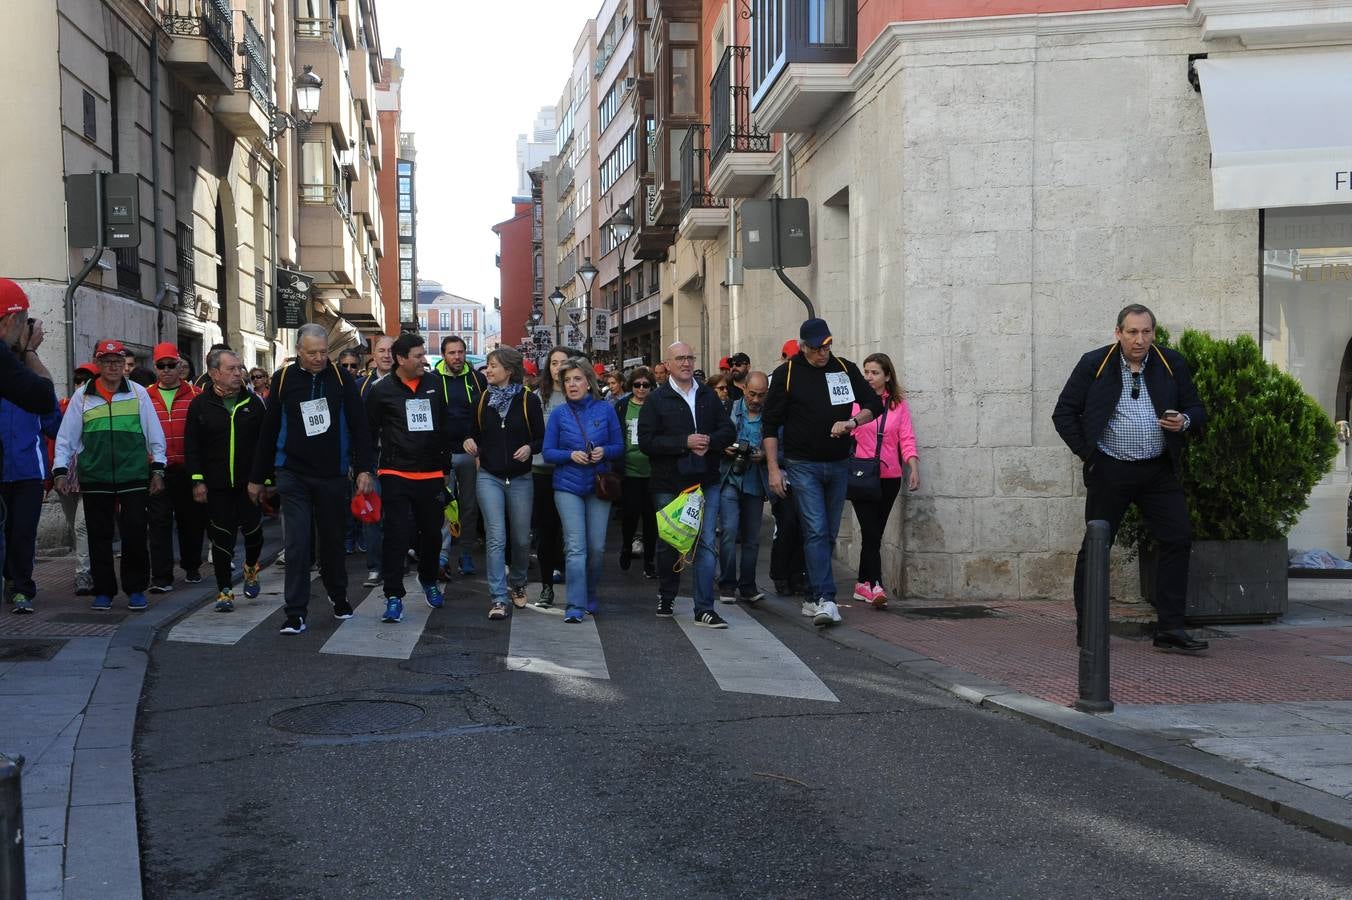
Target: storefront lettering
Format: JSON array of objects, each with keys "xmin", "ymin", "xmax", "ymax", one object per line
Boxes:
[{"xmin": 1297, "ymin": 264, "xmax": 1352, "ymax": 282}]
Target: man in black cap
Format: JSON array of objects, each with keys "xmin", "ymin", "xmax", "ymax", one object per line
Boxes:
[
  {"xmin": 762, "ymin": 318, "xmax": 882, "ymax": 628},
  {"xmin": 726, "ymin": 352, "xmax": 751, "ymax": 403}
]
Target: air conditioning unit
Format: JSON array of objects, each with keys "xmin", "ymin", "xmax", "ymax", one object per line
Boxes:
[{"xmin": 623, "ymin": 76, "xmax": 636, "ymax": 93}]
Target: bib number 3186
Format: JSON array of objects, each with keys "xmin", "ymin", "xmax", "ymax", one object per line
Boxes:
[
  {"xmin": 299, "ymin": 398, "xmax": 330, "ymax": 437},
  {"xmin": 406, "ymin": 398, "xmax": 433, "ymax": 432},
  {"xmin": 825, "ymin": 371, "xmax": 855, "ymax": 406}
]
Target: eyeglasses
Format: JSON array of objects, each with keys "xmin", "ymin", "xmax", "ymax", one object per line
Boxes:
[
  {"xmin": 251, "ymin": 373, "xmax": 268, "ymax": 380},
  {"xmin": 1130, "ymin": 371, "xmax": 1141, "ymax": 400},
  {"xmin": 631, "ymin": 382, "xmax": 652, "ymax": 389},
  {"xmin": 673, "ymin": 355, "xmax": 696, "ymax": 364},
  {"xmin": 340, "ymin": 363, "xmax": 359, "ymax": 371},
  {"xmin": 96, "ymin": 356, "xmax": 124, "ymax": 365},
  {"xmin": 155, "ymin": 362, "xmax": 179, "ymax": 370}
]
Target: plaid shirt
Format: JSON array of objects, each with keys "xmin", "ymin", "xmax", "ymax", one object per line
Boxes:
[{"xmin": 1098, "ymin": 353, "xmax": 1166, "ymax": 461}]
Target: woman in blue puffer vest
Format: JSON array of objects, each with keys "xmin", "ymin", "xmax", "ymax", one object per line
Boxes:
[{"xmin": 542, "ymin": 357, "xmax": 623, "ymax": 623}]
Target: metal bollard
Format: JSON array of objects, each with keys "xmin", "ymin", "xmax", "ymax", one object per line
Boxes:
[
  {"xmin": 1075, "ymin": 520, "xmax": 1114, "ymax": 713},
  {"xmin": 0, "ymin": 753, "xmax": 25, "ymax": 900}
]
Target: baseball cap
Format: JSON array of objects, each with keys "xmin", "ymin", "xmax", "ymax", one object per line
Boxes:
[
  {"xmin": 729, "ymin": 352, "xmax": 750, "ymax": 366},
  {"xmin": 799, "ymin": 318, "xmax": 833, "ymax": 349},
  {"xmin": 94, "ymin": 339, "xmax": 127, "ymax": 358},
  {"xmin": 593, "ymin": 362, "xmax": 606, "ymax": 375},
  {"xmin": 523, "ymin": 359, "xmax": 539, "ymax": 376},
  {"xmin": 780, "ymin": 339, "xmax": 799, "ymax": 358},
  {"xmin": 0, "ymin": 279, "xmax": 29, "ymax": 315},
  {"xmin": 718, "ymin": 356, "xmax": 730, "ymax": 370},
  {"xmin": 152, "ymin": 342, "xmax": 180, "ymax": 363},
  {"xmin": 350, "ymin": 491, "xmax": 382, "ymax": 524}
]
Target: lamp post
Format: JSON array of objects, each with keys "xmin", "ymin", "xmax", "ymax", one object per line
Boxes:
[
  {"xmin": 547, "ymin": 287, "xmax": 565, "ymax": 347},
  {"xmin": 609, "ymin": 209, "xmax": 635, "ymax": 369},
  {"xmin": 575, "ymin": 257, "xmax": 599, "ymax": 356},
  {"xmin": 269, "ymin": 65, "xmax": 324, "ymax": 140},
  {"xmin": 528, "ymin": 303, "xmax": 544, "ymax": 364}
]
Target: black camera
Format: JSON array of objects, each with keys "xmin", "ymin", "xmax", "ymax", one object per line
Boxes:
[{"xmin": 729, "ymin": 441, "xmax": 755, "ymax": 475}]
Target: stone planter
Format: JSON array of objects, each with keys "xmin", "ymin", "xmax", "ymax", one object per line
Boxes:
[{"xmin": 1138, "ymin": 539, "xmax": 1288, "ymax": 625}]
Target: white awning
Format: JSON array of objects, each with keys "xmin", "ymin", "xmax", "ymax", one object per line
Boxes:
[{"xmin": 1195, "ymin": 51, "xmax": 1352, "ymax": 211}]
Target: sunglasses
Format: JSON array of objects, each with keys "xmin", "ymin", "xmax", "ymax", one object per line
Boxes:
[
  {"xmin": 631, "ymin": 381, "xmax": 652, "ymax": 389},
  {"xmin": 340, "ymin": 363, "xmax": 359, "ymax": 370},
  {"xmin": 1131, "ymin": 371, "xmax": 1141, "ymax": 400},
  {"xmin": 155, "ymin": 362, "xmax": 179, "ymax": 370},
  {"xmin": 251, "ymin": 373, "xmax": 268, "ymax": 380}
]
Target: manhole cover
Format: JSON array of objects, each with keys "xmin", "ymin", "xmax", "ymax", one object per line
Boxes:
[
  {"xmin": 49, "ymin": 613, "xmax": 128, "ymax": 625},
  {"xmin": 896, "ymin": 605, "xmax": 997, "ymax": 620},
  {"xmin": 422, "ymin": 626, "xmax": 497, "ymax": 643},
  {"xmin": 268, "ymin": 700, "xmax": 425, "ymax": 735},
  {"xmin": 400, "ymin": 651, "xmax": 509, "ymax": 677},
  {"xmin": 0, "ymin": 639, "xmax": 67, "ymax": 661}
]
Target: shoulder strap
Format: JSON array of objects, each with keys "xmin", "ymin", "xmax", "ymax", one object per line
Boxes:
[
  {"xmin": 522, "ymin": 392, "xmax": 531, "ymax": 437},
  {"xmin": 873, "ymin": 408, "xmax": 887, "ymax": 456},
  {"xmin": 476, "ymin": 391, "xmax": 487, "ymax": 428},
  {"xmin": 786, "ymin": 359, "xmax": 793, "ymax": 392},
  {"xmin": 277, "ymin": 364, "xmax": 289, "ymax": 394}
]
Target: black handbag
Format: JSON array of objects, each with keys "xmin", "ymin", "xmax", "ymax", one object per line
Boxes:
[{"xmin": 846, "ymin": 410, "xmax": 887, "ymax": 502}]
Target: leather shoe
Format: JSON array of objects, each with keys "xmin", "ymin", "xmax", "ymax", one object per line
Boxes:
[{"xmin": 1152, "ymin": 629, "xmax": 1208, "ymax": 654}]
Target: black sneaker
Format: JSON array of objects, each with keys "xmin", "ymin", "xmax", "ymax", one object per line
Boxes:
[
  {"xmin": 330, "ymin": 597, "xmax": 354, "ymax": 620},
  {"xmin": 656, "ymin": 596, "xmax": 674, "ymax": 617},
  {"xmin": 184, "ymin": 570, "xmax": 202, "ymax": 584},
  {"xmin": 279, "ymin": 615, "xmax": 306, "ymax": 635},
  {"xmin": 619, "ymin": 549, "xmax": 632, "ymax": 571},
  {"xmin": 148, "ymin": 582, "xmax": 173, "ymax": 595},
  {"xmin": 532, "ymin": 583, "xmax": 555, "ymax": 609},
  {"xmin": 694, "ymin": 610, "xmax": 728, "ymax": 629},
  {"xmin": 740, "ymin": 589, "xmax": 765, "ymax": 606},
  {"xmin": 643, "ymin": 562, "xmax": 657, "ymax": 579}
]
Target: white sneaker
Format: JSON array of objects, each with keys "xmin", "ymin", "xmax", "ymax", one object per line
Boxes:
[
  {"xmin": 813, "ymin": 599, "xmax": 842, "ymax": 627},
  {"xmin": 363, "ymin": 570, "xmax": 381, "ymax": 587},
  {"xmin": 801, "ymin": 600, "xmax": 820, "ymax": 618},
  {"xmin": 720, "ymin": 593, "xmax": 737, "ymax": 604},
  {"xmin": 631, "ymin": 539, "xmax": 643, "ymax": 556}
]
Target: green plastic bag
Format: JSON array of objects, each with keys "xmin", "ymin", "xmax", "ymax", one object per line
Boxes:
[
  {"xmin": 657, "ymin": 485, "xmax": 704, "ymax": 561},
  {"xmin": 443, "ymin": 498, "xmax": 461, "ymax": 538}
]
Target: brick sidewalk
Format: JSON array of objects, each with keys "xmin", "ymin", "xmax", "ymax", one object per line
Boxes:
[
  {"xmin": 847, "ymin": 599, "xmax": 1352, "ymax": 707},
  {"xmin": 0, "ymin": 555, "xmax": 126, "ymax": 638}
]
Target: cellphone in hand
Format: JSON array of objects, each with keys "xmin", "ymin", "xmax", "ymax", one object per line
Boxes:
[{"xmin": 1162, "ymin": 409, "xmax": 1180, "ymax": 418}]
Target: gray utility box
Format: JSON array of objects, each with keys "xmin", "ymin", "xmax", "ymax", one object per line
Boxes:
[{"xmin": 1139, "ymin": 539, "xmax": 1288, "ymax": 625}]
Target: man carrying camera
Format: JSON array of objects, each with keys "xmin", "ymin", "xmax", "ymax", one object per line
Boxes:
[
  {"xmin": 717, "ymin": 371, "xmax": 769, "ymax": 605},
  {"xmin": 0, "ymin": 280, "xmax": 58, "ymax": 614}
]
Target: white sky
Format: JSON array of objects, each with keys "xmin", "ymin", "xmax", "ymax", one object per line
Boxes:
[{"xmin": 377, "ymin": 0, "xmax": 599, "ymax": 309}]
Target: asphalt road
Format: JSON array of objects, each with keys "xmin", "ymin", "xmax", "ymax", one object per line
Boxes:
[{"xmin": 135, "ymin": 544, "xmax": 1352, "ymax": 899}]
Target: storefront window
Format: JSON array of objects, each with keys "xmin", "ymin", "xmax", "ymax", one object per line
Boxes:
[{"xmin": 1262, "ymin": 205, "xmax": 1352, "ymax": 564}]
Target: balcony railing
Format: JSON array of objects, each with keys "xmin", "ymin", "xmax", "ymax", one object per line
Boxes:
[
  {"xmin": 711, "ymin": 46, "xmax": 771, "ymax": 169},
  {"xmin": 559, "ymin": 247, "xmax": 578, "ymax": 284},
  {"xmin": 234, "ymin": 11, "xmax": 272, "ymax": 108},
  {"xmin": 295, "ymin": 15, "xmax": 336, "ymax": 42},
  {"xmin": 556, "ymin": 164, "xmax": 574, "ymax": 199},
  {"xmin": 679, "ymin": 125, "xmax": 726, "ymax": 219},
  {"xmin": 161, "ymin": 0, "xmax": 233, "ymax": 64},
  {"xmin": 750, "ymin": 0, "xmax": 857, "ymax": 109},
  {"xmin": 532, "ymin": 223, "xmax": 543, "ymax": 244},
  {"xmin": 557, "ymin": 206, "xmax": 576, "ymax": 243}
]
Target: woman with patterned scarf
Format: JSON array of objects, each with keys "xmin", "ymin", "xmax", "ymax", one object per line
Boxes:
[{"xmin": 464, "ymin": 347, "xmax": 545, "ymax": 620}]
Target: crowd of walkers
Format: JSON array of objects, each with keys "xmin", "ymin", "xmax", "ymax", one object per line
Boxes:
[{"xmin": 0, "ymin": 279, "xmax": 923, "ymax": 636}]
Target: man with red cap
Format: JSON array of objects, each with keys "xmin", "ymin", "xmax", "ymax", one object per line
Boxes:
[
  {"xmin": 147, "ymin": 341, "xmax": 204, "ymax": 591},
  {"xmin": 54, "ymin": 339, "xmax": 167, "ymax": 611}
]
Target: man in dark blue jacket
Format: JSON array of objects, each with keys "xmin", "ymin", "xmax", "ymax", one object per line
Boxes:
[
  {"xmin": 638, "ymin": 341, "xmax": 735, "ymax": 627},
  {"xmin": 0, "ymin": 281, "xmax": 58, "ymax": 614},
  {"xmin": 434, "ymin": 335, "xmax": 487, "ymax": 576},
  {"xmin": 248, "ymin": 324, "xmax": 374, "ymax": 636},
  {"xmin": 1052, "ymin": 304, "xmax": 1208, "ymax": 654}
]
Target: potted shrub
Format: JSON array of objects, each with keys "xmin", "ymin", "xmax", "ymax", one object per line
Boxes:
[{"xmin": 1125, "ymin": 329, "xmax": 1337, "ymax": 624}]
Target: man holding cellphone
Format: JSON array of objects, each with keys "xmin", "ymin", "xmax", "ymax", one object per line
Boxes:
[{"xmin": 1052, "ymin": 304, "xmax": 1208, "ymax": 654}]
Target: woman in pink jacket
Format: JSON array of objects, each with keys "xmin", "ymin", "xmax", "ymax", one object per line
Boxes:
[{"xmin": 851, "ymin": 353, "xmax": 919, "ymax": 608}]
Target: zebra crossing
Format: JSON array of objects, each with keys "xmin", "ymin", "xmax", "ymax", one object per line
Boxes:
[{"xmin": 167, "ymin": 572, "xmax": 838, "ymax": 703}]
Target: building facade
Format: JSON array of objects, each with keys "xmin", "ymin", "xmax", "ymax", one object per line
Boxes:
[
  {"xmin": 375, "ymin": 50, "xmax": 417, "ymax": 334},
  {"xmin": 492, "ymin": 198, "xmax": 534, "ymax": 349},
  {"xmin": 417, "ymin": 281, "xmax": 485, "ymax": 357}
]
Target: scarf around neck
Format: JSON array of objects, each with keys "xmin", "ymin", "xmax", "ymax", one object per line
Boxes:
[{"xmin": 487, "ymin": 382, "xmax": 523, "ymax": 421}]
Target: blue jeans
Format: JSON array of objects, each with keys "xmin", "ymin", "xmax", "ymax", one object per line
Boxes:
[
  {"xmin": 363, "ymin": 477, "xmax": 383, "ymax": 572},
  {"xmin": 478, "ymin": 471, "xmax": 534, "ymax": 600},
  {"xmin": 553, "ymin": 490, "xmax": 610, "ymax": 615},
  {"xmin": 718, "ymin": 487, "xmax": 764, "ymax": 595},
  {"xmin": 786, "ymin": 459, "xmax": 849, "ymax": 603},
  {"xmin": 653, "ymin": 486, "xmax": 720, "ymax": 613}
]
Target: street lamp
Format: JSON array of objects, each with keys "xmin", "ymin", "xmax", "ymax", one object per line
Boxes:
[
  {"xmin": 610, "ymin": 209, "xmax": 635, "ymax": 369},
  {"xmin": 575, "ymin": 257, "xmax": 599, "ymax": 355},
  {"xmin": 269, "ymin": 65, "xmax": 324, "ymax": 139},
  {"xmin": 548, "ymin": 287, "xmax": 565, "ymax": 346}
]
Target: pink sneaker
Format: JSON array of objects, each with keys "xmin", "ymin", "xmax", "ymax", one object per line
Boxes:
[
  {"xmin": 870, "ymin": 582, "xmax": 888, "ymax": 609},
  {"xmin": 852, "ymin": 582, "xmax": 873, "ymax": 603}
]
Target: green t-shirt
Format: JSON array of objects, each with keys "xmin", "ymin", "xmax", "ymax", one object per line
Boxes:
[
  {"xmin": 623, "ymin": 402, "xmax": 650, "ymax": 478},
  {"xmin": 157, "ymin": 386, "xmax": 178, "ymax": 411}
]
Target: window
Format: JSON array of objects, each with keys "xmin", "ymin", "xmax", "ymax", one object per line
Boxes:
[
  {"xmin": 439, "ymin": 311, "xmax": 450, "ymax": 331},
  {"xmin": 300, "ymin": 141, "xmax": 327, "ymax": 201},
  {"xmin": 399, "ymin": 212, "xmax": 412, "ymax": 236},
  {"xmin": 418, "ymin": 315, "xmax": 427, "ymax": 331},
  {"xmin": 400, "ymin": 260, "xmax": 412, "ymax": 279},
  {"xmin": 599, "ymin": 81, "xmax": 623, "ymax": 132},
  {"xmin": 599, "ymin": 127, "xmax": 636, "ymax": 194},
  {"xmin": 671, "ymin": 48, "xmax": 695, "ymax": 116},
  {"xmin": 400, "ymin": 281, "xmax": 413, "ymax": 301},
  {"xmin": 398, "ymin": 161, "xmax": 412, "ymax": 176},
  {"xmin": 398, "ymin": 192, "xmax": 411, "ymax": 212},
  {"xmin": 399, "ymin": 176, "xmax": 411, "ymax": 195},
  {"xmin": 399, "ymin": 244, "xmax": 412, "ymax": 259},
  {"xmin": 461, "ymin": 310, "xmax": 474, "ymax": 330}
]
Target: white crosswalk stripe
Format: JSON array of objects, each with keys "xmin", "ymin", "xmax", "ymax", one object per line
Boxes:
[
  {"xmin": 166, "ymin": 572, "xmax": 307, "ymax": 645},
  {"xmin": 673, "ymin": 597, "xmax": 838, "ymax": 703},
  {"xmin": 320, "ymin": 577, "xmax": 435, "ymax": 660},
  {"xmin": 506, "ymin": 604, "xmax": 610, "ymax": 680}
]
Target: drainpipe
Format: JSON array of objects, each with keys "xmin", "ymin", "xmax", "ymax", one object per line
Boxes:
[
  {"xmin": 781, "ymin": 136, "xmax": 791, "ymax": 196},
  {"xmin": 151, "ymin": 28, "xmax": 168, "ymax": 339}
]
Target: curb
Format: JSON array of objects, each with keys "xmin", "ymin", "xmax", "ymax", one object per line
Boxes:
[{"xmin": 752, "ymin": 592, "xmax": 1352, "ymax": 846}]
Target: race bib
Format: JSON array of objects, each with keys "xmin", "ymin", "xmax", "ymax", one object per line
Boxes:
[
  {"xmin": 405, "ymin": 398, "xmax": 433, "ymax": 432},
  {"xmin": 679, "ymin": 491, "xmax": 704, "ymax": 529},
  {"xmin": 825, "ymin": 371, "xmax": 854, "ymax": 406},
  {"xmin": 299, "ymin": 398, "xmax": 330, "ymax": 437},
  {"xmin": 628, "ymin": 417, "xmax": 639, "ymax": 446}
]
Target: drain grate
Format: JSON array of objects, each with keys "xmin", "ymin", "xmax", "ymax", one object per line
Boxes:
[
  {"xmin": 268, "ymin": 700, "xmax": 425, "ymax": 736},
  {"xmin": 0, "ymin": 638, "xmax": 67, "ymax": 661},
  {"xmin": 400, "ymin": 651, "xmax": 509, "ymax": 677},
  {"xmin": 896, "ymin": 605, "xmax": 997, "ymax": 620},
  {"xmin": 50, "ymin": 613, "xmax": 128, "ymax": 625}
]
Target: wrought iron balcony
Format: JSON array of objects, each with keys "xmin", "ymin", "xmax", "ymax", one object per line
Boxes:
[
  {"xmin": 235, "ymin": 12, "xmax": 271, "ymax": 107},
  {"xmin": 160, "ymin": 0, "xmax": 234, "ymax": 95},
  {"xmin": 679, "ymin": 125, "xmax": 726, "ymax": 221},
  {"xmin": 711, "ymin": 46, "xmax": 771, "ymax": 170}
]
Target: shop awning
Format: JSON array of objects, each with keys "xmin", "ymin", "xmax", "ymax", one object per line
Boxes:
[{"xmin": 1195, "ymin": 51, "xmax": 1352, "ymax": 210}]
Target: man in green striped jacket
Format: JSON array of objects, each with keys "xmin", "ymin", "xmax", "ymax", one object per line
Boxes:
[{"xmin": 53, "ymin": 339, "xmax": 167, "ymax": 612}]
